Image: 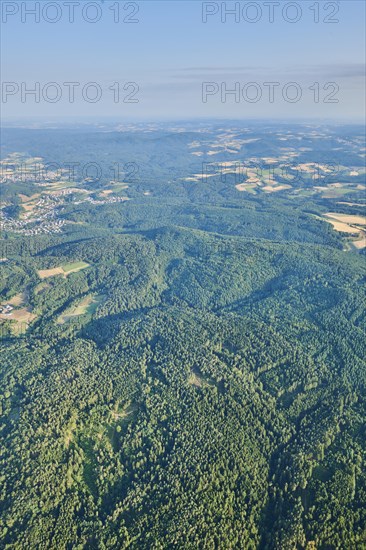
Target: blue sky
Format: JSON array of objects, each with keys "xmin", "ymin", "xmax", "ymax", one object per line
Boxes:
[{"xmin": 1, "ymin": 0, "xmax": 365, "ymax": 120}]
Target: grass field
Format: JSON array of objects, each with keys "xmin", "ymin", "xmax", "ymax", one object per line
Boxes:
[
  {"xmin": 57, "ymin": 294, "xmax": 103, "ymax": 324},
  {"xmin": 320, "ymin": 188, "xmax": 355, "ymax": 199},
  {"xmin": 62, "ymin": 261, "xmax": 90, "ymax": 273}
]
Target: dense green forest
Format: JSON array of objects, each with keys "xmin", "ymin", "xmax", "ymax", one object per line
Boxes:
[{"xmin": 0, "ymin": 124, "xmax": 365, "ymax": 548}]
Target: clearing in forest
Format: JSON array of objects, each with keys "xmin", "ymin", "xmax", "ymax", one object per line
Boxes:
[
  {"xmin": 0, "ymin": 308, "xmax": 37, "ymax": 335},
  {"xmin": 235, "ymin": 183, "xmax": 257, "ymax": 193},
  {"xmin": 57, "ymin": 294, "xmax": 103, "ymax": 324},
  {"xmin": 38, "ymin": 261, "xmax": 89, "ymax": 279},
  {"xmin": 4, "ymin": 292, "xmax": 26, "ymax": 307},
  {"xmin": 0, "ymin": 289, "xmax": 36, "ymax": 335},
  {"xmin": 188, "ymin": 369, "xmax": 215, "ymax": 388},
  {"xmin": 62, "ymin": 261, "xmax": 90, "ymax": 273},
  {"xmin": 38, "ymin": 267, "xmax": 65, "ymax": 279}
]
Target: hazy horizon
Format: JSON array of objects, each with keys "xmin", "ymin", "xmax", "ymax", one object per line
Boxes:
[{"xmin": 2, "ymin": 1, "xmax": 365, "ymax": 120}]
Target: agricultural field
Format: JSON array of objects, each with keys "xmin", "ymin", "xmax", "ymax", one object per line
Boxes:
[
  {"xmin": 323, "ymin": 212, "xmax": 366, "ymax": 249},
  {"xmin": 38, "ymin": 261, "xmax": 90, "ymax": 279},
  {"xmin": 0, "ymin": 292, "xmax": 37, "ymax": 335}
]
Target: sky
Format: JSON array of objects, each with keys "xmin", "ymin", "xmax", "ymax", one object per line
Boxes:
[{"xmin": 1, "ymin": 0, "xmax": 365, "ymax": 121}]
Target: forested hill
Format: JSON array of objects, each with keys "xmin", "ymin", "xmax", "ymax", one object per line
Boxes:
[{"xmin": 0, "ymin": 123, "xmax": 365, "ymax": 548}]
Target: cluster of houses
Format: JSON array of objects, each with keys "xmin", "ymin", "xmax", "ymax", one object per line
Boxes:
[
  {"xmin": 73, "ymin": 196, "xmax": 129, "ymax": 206},
  {"xmin": 0, "ymin": 201, "xmax": 65, "ymax": 236}
]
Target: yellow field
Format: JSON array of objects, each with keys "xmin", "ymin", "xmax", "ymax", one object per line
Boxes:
[
  {"xmin": 323, "ymin": 212, "xmax": 366, "ymax": 248},
  {"xmin": 324, "ymin": 213, "xmax": 366, "ymax": 225},
  {"xmin": 337, "ymin": 202, "xmax": 366, "ymax": 207},
  {"xmin": 262, "ymin": 184, "xmax": 292, "ymax": 193},
  {"xmin": 235, "ymin": 183, "xmax": 256, "ymax": 192},
  {"xmin": 352, "ymin": 237, "xmax": 366, "ymax": 249},
  {"xmin": 38, "ymin": 262, "xmax": 89, "ymax": 279},
  {"xmin": 325, "ymin": 220, "xmax": 359, "ymax": 234},
  {"xmin": 38, "ymin": 267, "xmax": 65, "ymax": 279}
]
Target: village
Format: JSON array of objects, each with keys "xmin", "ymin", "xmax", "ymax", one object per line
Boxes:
[{"xmin": 0, "ymin": 154, "xmax": 131, "ymax": 236}]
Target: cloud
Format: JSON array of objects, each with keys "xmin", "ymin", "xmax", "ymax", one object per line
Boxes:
[
  {"xmin": 284, "ymin": 64, "xmax": 366, "ymax": 78},
  {"xmin": 179, "ymin": 66, "xmax": 268, "ymax": 72},
  {"xmin": 171, "ymin": 64, "xmax": 366, "ymax": 81}
]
